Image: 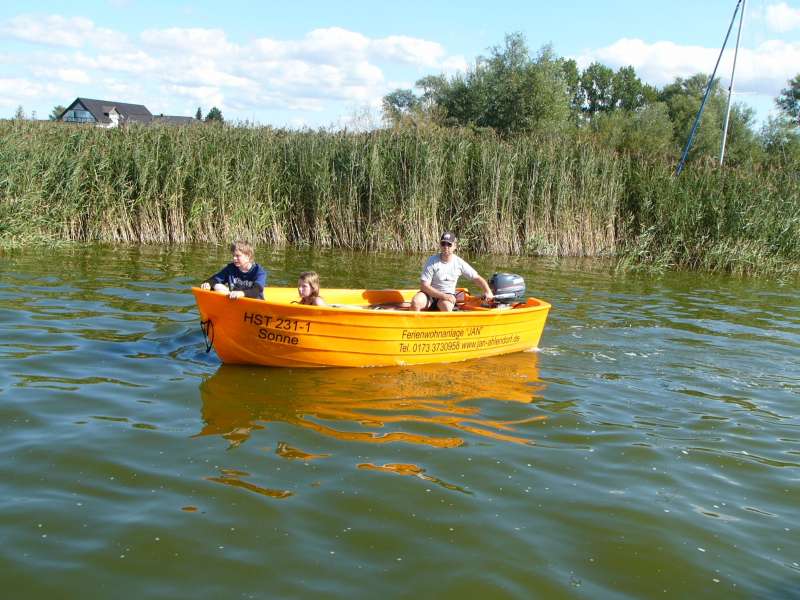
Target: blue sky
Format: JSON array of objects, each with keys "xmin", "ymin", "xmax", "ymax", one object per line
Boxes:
[{"xmin": 1, "ymin": 0, "xmax": 798, "ymax": 128}]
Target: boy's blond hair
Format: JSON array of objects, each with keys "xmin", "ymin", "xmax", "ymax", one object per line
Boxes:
[{"xmin": 230, "ymin": 240, "xmax": 254, "ymax": 260}]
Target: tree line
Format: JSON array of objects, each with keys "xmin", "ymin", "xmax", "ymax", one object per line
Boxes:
[{"xmin": 382, "ymin": 33, "xmax": 800, "ymax": 168}]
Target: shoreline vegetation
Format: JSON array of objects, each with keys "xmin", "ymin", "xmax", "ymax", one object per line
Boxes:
[
  {"xmin": 1, "ymin": 118, "xmax": 798, "ymax": 277},
  {"xmin": 2, "ymin": 34, "xmax": 799, "ymax": 277}
]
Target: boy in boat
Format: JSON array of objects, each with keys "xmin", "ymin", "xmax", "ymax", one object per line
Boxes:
[
  {"xmin": 410, "ymin": 232, "xmax": 494, "ymax": 312},
  {"xmin": 200, "ymin": 241, "xmax": 267, "ymax": 300}
]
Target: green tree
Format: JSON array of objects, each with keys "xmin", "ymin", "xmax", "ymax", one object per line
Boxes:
[
  {"xmin": 580, "ymin": 62, "xmax": 615, "ymax": 115},
  {"xmin": 590, "ymin": 109, "xmax": 627, "ymax": 149},
  {"xmin": 205, "ymin": 107, "xmax": 224, "ymax": 123},
  {"xmin": 578, "ymin": 64, "xmax": 652, "ymax": 117},
  {"xmin": 560, "ymin": 58, "xmax": 582, "ymax": 117},
  {"xmin": 524, "ymin": 44, "xmax": 573, "ymax": 132},
  {"xmin": 416, "ymin": 74, "xmax": 449, "ymax": 105},
  {"xmin": 776, "ymin": 73, "xmax": 800, "ymax": 124},
  {"xmin": 476, "ymin": 36, "xmax": 571, "ymax": 134},
  {"xmin": 382, "ymin": 89, "xmax": 420, "ymax": 125},
  {"xmin": 590, "ymin": 102, "xmax": 672, "ymax": 158},
  {"xmin": 621, "ymin": 102, "xmax": 675, "ymax": 157},
  {"xmin": 49, "ymin": 105, "xmax": 66, "ymax": 120},
  {"xmin": 381, "ymin": 78, "xmax": 449, "ymax": 128},
  {"xmin": 384, "ymin": 33, "xmax": 571, "ymax": 135},
  {"xmin": 719, "ymin": 103, "xmax": 762, "ymax": 165},
  {"xmin": 436, "ymin": 74, "xmax": 485, "ymax": 128},
  {"xmin": 660, "ymin": 74, "xmax": 724, "ymax": 161},
  {"xmin": 479, "ymin": 33, "xmax": 536, "ymax": 132},
  {"xmin": 611, "ymin": 66, "xmax": 654, "ymax": 111},
  {"xmin": 761, "ymin": 114, "xmax": 800, "ymax": 165},
  {"xmin": 660, "ymin": 73, "xmax": 757, "ymax": 165},
  {"xmin": 14, "ymin": 105, "xmax": 26, "ymax": 120},
  {"xmin": 195, "ymin": 106, "xmax": 203, "ymax": 120}
]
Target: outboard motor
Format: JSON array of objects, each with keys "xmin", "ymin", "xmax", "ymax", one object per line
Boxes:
[{"xmin": 489, "ymin": 273, "xmax": 526, "ymax": 304}]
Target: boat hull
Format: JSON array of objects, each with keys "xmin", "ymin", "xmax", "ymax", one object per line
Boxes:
[{"xmin": 192, "ymin": 287, "xmax": 550, "ymax": 368}]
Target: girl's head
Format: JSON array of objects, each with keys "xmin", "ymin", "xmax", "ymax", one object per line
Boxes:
[
  {"xmin": 298, "ymin": 271, "xmax": 320, "ymax": 299},
  {"xmin": 230, "ymin": 241, "xmax": 254, "ymax": 270}
]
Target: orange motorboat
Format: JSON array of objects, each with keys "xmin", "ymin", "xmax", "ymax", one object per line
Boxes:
[{"xmin": 192, "ymin": 286, "xmax": 550, "ymax": 368}]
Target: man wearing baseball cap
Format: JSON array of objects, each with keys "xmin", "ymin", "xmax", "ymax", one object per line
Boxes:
[{"xmin": 410, "ymin": 232, "xmax": 494, "ymax": 311}]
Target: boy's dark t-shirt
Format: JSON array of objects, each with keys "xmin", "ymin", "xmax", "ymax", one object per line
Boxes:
[{"xmin": 206, "ymin": 263, "xmax": 267, "ymax": 299}]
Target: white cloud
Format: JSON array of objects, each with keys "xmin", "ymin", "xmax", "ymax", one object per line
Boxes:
[
  {"xmin": 371, "ymin": 35, "xmax": 445, "ymax": 67},
  {"xmin": 2, "ymin": 13, "xmax": 464, "ymax": 124},
  {"xmin": 765, "ymin": 2, "xmax": 800, "ymax": 32},
  {"xmin": 102, "ymin": 78, "xmax": 142, "ymax": 98},
  {"xmin": 93, "ymin": 51, "xmax": 162, "ymax": 74},
  {"xmin": 141, "ymin": 27, "xmax": 237, "ymax": 58},
  {"xmin": 57, "ymin": 68, "xmax": 91, "ymax": 84},
  {"xmin": 3, "ymin": 14, "xmax": 126, "ymax": 50},
  {"xmin": 441, "ymin": 55, "xmax": 469, "ymax": 74},
  {"xmin": 163, "ymin": 84, "xmax": 224, "ymax": 110},
  {"xmin": 0, "ymin": 77, "xmax": 42, "ymax": 98},
  {"xmin": 164, "ymin": 62, "xmax": 256, "ymax": 90},
  {"xmin": 251, "ymin": 38, "xmax": 282, "ymax": 57},
  {"xmin": 251, "ymin": 27, "xmax": 460, "ymax": 71},
  {"xmin": 4, "ymin": 14, "xmax": 92, "ymax": 47},
  {"xmin": 351, "ymin": 61, "xmax": 385, "ymax": 86},
  {"xmin": 579, "ymin": 39, "xmax": 715, "ymax": 86},
  {"xmin": 0, "ymin": 77, "xmax": 66, "ymax": 108},
  {"xmin": 578, "ymin": 37, "xmax": 800, "ymax": 97},
  {"xmin": 294, "ymin": 27, "xmax": 371, "ymax": 64}
]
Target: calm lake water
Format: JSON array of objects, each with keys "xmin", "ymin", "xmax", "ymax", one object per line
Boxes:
[{"xmin": 0, "ymin": 245, "xmax": 798, "ymax": 598}]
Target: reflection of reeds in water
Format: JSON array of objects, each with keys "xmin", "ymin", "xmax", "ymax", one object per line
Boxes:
[
  {"xmin": 196, "ymin": 353, "xmax": 547, "ymax": 452},
  {"xmin": 205, "ymin": 467, "xmax": 293, "ymax": 499},
  {"xmin": 275, "ymin": 442, "xmax": 329, "ymax": 460},
  {"xmin": 357, "ymin": 462, "xmax": 471, "ymax": 494}
]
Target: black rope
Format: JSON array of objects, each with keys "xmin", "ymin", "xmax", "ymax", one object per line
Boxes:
[{"xmin": 200, "ymin": 319, "xmax": 214, "ymax": 353}]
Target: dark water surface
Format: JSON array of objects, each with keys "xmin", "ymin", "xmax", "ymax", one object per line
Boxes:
[{"xmin": 0, "ymin": 245, "xmax": 798, "ymax": 598}]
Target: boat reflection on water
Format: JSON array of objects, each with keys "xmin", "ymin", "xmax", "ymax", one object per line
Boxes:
[{"xmin": 197, "ymin": 351, "xmax": 547, "ymax": 452}]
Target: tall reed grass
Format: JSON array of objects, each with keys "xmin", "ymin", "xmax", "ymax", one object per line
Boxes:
[
  {"xmin": 1, "ymin": 119, "xmax": 797, "ymax": 276},
  {"xmin": 617, "ymin": 156, "xmax": 800, "ymax": 276}
]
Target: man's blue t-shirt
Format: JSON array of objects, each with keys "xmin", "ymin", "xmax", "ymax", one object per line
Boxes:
[{"xmin": 207, "ymin": 263, "xmax": 267, "ymax": 299}]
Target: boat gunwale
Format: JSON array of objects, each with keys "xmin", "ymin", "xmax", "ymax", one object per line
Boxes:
[{"xmin": 192, "ymin": 287, "xmax": 552, "ymax": 319}]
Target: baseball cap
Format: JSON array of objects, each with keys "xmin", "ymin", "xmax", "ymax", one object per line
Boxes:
[{"xmin": 440, "ymin": 232, "xmax": 456, "ymax": 244}]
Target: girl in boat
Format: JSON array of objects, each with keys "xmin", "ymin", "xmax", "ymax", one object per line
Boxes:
[
  {"xmin": 297, "ymin": 271, "xmax": 326, "ymax": 306},
  {"xmin": 200, "ymin": 241, "xmax": 267, "ymax": 300}
]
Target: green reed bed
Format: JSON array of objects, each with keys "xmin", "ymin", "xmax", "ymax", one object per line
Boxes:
[
  {"xmin": 617, "ymin": 157, "xmax": 800, "ymax": 276},
  {"xmin": 1, "ymin": 119, "xmax": 797, "ymax": 276}
]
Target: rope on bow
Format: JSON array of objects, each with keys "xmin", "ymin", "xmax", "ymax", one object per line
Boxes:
[{"xmin": 200, "ymin": 319, "xmax": 214, "ymax": 353}]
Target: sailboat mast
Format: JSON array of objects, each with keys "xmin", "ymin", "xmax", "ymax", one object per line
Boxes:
[
  {"xmin": 675, "ymin": 0, "xmax": 744, "ymax": 176},
  {"xmin": 720, "ymin": 0, "xmax": 746, "ymax": 166}
]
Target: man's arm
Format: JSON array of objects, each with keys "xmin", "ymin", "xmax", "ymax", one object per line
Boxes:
[{"xmin": 472, "ymin": 275, "xmax": 494, "ymax": 301}]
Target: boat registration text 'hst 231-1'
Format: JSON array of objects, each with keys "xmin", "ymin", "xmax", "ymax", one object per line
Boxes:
[{"xmin": 243, "ymin": 312, "xmax": 311, "ymax": 333}]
